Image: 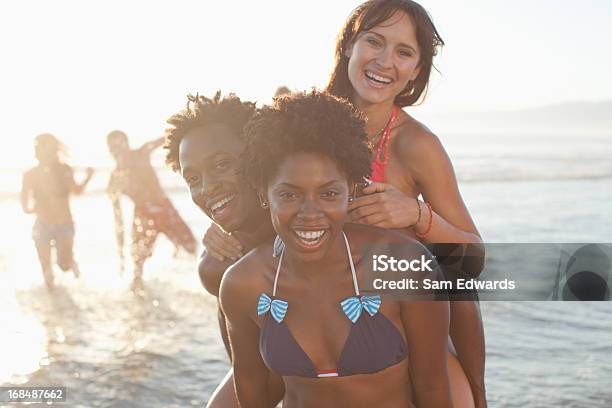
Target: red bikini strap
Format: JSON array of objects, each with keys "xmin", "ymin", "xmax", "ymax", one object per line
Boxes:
[{"xmin": 374, "ymin": 106, "xmax": 399, "ymax": 165}]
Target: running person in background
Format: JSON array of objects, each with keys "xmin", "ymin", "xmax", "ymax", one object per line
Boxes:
[
  {"xmin": 21, "ymin": 133, "xmax": 94, "ymax": 289},
  {"xmin": 107, "ymin": 130, "xmax": 196, "ymax": 282}
]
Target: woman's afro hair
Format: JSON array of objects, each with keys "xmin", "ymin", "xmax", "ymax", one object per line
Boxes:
[{"xmin": 242, "ymin": 90, "xmax": 372, "ymax": 188}]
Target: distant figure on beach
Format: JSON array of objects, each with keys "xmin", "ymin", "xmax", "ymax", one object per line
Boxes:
[
  {"xmin": 106, "ymin": 130, "xmax": 196, "ymax": 281},
  {"xmin": 21, "ymin": 133, "xmax": 94, "ymax": 289},
  {"xmin": 273, "ymin": 85, "xmax": 291, "ymax": 98}
]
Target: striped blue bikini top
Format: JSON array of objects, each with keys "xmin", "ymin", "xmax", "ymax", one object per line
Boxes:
[{"xmin": 257, "ymin": 232, "xmax": 407, "ymax": 378}]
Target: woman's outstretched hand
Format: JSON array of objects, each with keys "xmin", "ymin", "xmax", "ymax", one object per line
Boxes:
[
  {"xmin": 348, "ymin": 182, "xmax": 419, "ymax": 229},
  {"xmin": 202, "ymin": 223, "xmax": 243, "ymax": 262}
]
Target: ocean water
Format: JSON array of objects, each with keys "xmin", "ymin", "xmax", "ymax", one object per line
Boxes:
[{"xmin": 1, "ymin": 132, "xmax": 611, "ymax": 407}]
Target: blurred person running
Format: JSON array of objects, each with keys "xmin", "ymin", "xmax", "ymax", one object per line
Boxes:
[
  {"xmin": 107, "ymin": 130, "xmax": 196, "ymax": 282},
  {"xmin": 21, "ymin": 133, "xmax": 94, "ymax": 289}
]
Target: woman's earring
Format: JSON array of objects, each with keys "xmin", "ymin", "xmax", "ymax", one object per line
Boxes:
[
  {"xmin": 343, "ymin": 45, "xmax": 352, "ymax": 59},
  {"xmin": 258, "ymin": 193, "xmax": 269, "ymax": 209},
  {"xmin": 348, "ymin": 196, "xmax": 354, "ymax": 203}
]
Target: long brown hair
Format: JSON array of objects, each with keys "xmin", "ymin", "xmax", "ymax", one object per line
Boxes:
[
  {"xmin": 35, "ymin": 133, "xmax": 68, "ymax": 163},
  {"xmin": 326, "ymin": 0, "xmax": 444, "ymax": 107}
]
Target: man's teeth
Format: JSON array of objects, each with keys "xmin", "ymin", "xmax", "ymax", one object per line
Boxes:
[
  {"xmin": 294, "ymin": 230, "xmax": 326, "ymax": 240},
  {"xmin": 211, "ymin": 195, "xmax": 236, "ymax": 212},
  {"xmin": 366, "ymin": 71, "xmax": 392, "ymax": 84}
]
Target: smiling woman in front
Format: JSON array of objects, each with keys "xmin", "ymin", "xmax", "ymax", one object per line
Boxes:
[{"xmin": 219, "ymin": 91, "xmax": 452, "ymax": 408}]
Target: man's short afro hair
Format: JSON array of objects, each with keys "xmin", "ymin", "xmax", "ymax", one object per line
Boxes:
[
  {"xmin": 242, "ymin": 90, "xmax": 371, "ymax": 189},
  {"xmin": 164, "ymin": 91, "xmax": 256, "ymax": 172}
]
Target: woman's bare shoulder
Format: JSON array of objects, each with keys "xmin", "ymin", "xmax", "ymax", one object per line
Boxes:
[
  {"xmin": 219, "ymin": 242, "xmax": 280, "ymax": 320},
  {"xmin": 393, "ymin": 113, "xmax": 444, "ymax": 159},
  {"xmin": 393, "ymin": 113, "xmax": 454, "ymax": 184},
  {"xmin": 221, "ymin": 243, "xmax": 276, "ymax": 297}
]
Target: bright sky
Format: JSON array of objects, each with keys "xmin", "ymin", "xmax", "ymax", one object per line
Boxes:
[{"xmin": 1, "ymin": 0, "xmax": 611, "ymax": 168}]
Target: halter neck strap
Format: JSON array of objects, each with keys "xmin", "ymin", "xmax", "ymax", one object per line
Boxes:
[
  {"xmin": 272, "ymin": 250, "xmax": 283, "ymax": 297},
  {"xmin": 341, "ymin": 232, "xmax": 360, "ymax": 296},
  {"xmin": 373, "ymin": 105, "xmax": 399, "ymax": 165},
  {"xmin": 272, "ymin": 231, "xmax": 360, "ymax": 297}
]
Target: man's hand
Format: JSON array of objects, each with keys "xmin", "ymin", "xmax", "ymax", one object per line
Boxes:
[{"xmin": 203, "ymin": 224, "xmax": 243, "ymax": 262}]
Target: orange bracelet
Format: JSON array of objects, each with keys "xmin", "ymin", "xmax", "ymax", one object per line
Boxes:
[{"xmin": 415, "ymin": 202, "xmax": 433, "ymax": 239}]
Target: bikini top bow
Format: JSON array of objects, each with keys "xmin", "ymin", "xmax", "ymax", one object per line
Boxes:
[
  {"xmin": 257, "ymin": 293, "xmax": 288, "ymax": 323},
  {"xmin": 340, "ymin": 294, "xmax": 381, "ymax": 323}
]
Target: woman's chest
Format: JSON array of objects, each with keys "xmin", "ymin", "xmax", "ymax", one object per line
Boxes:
[{"xmin": 382, "ymin": 144, "xmax": 419, "ymax": 198}]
